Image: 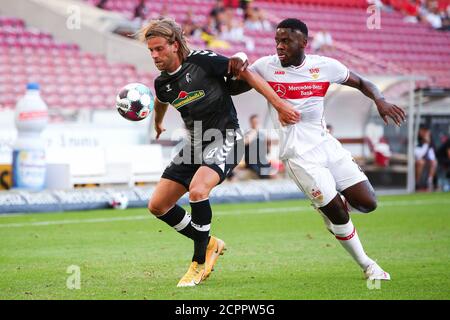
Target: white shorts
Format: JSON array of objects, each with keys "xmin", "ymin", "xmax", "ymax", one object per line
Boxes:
[{"xmin": 284, "ymin": 136, "xmax": 368, "ymax": 208}]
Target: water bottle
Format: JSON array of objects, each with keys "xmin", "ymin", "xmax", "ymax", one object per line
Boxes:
[{"xmin": 12, "ymin": 83, "xmax": 48, "ymax": 190}]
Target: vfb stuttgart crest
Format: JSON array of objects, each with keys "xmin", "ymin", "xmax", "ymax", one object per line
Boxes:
[
  {"xmin": 272, "ymin": 83, "xmax": 287, "ymax": 97},
  {"xmin": 309, "ymin": 68, "xmax": 320, "ymax": 79}
]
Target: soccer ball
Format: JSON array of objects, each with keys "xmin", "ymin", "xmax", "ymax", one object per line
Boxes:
[
  {"xmin": 116, "ymin": 83, "xmax": 154, "ymax": 121},
  {"xmin": 109, "ymin": 192, "xmax": 129, "ymax": 210}
]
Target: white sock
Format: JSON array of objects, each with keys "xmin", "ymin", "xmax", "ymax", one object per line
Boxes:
[{"xmin": 332, "ymin": 219, "xmax": 374, "ymax": 270}]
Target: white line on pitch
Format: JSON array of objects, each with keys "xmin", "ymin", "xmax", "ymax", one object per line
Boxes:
[{"xmin": 0, "ymin": 198, "xmax": 448, "ymax": 228}]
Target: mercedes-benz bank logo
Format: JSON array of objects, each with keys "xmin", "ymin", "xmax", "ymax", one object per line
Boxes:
[{"xmin": 273, "ymin": 83, "xmax": 286, "ymax": 97}]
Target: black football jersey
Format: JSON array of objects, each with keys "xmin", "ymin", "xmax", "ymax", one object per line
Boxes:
[{"xmin": 154, "ymin": 50, "xmax": 240, "ymax": 145}]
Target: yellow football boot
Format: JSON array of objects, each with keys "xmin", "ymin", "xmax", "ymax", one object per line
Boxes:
[
  {"xmin": 203, "ymin": 236, "xmax": 226, "ymax": 280},
  {"xmin": 177, "ymin": 261, "xmax": 205, "ymax": 287}
]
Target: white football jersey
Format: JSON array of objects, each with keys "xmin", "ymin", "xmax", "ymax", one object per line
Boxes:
[{"xmin": 249, "ymin": 54, "xmax": 349, "ymax": 159}]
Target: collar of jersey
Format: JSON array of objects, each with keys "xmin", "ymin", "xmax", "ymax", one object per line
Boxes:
[
  {"xmin": 286, "ymin": 55, "xmax": 307, "ymax": 70},
  {"xmin": 166, "ymin": 64, "xmax": 182, "ymax": 75}
]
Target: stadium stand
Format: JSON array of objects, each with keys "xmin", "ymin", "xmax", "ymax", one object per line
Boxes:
[
  {"xmin": 83, "ymin": 0, "xmax": 450, "ymax": 90},
  {"xmin": 0, "ymin": 14, "xmax": 164, "ymax": 188},
  {"xmin": 0, "ymin": 15, "xmax": 155, "ymax": 110},
  {"xmin": 1, "ymin": 1, "xmax": 448, "ymax": 190}
]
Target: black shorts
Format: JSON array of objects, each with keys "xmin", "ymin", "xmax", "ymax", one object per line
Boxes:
[{"xmin": 161, "ymin": 129, "xmax": 244, "ymax": 190}]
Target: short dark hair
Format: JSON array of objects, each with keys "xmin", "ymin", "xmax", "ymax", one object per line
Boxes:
[
  {"xmin": 250, "ymin": 114, "xmax": 259, "ymax": 121},
  {"xmin": 277, "ymin": 18, "xmax": 308, "ymax": 37}
]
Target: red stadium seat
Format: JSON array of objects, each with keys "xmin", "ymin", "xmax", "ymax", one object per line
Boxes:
[{"xmin": 0, "ymin": 14, "xmax": 158, "ymax": 110}]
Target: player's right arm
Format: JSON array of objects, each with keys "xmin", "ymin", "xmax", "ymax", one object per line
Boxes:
[{"xmin": 153, "ymin": 97, "xmax": 168, "ymax": 139}]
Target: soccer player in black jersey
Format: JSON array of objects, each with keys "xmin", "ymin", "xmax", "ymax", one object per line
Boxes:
[{"xmin": 139, "ymin": 18, "xmax": 300, "ymax": 287}]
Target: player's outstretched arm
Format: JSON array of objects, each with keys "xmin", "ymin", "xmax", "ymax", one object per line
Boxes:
[
  {"xmin": 239, "ymin": 69, "xmax": 300, "ymax": 125},
  {"xmin": 226, "ymin": 78, "xmax": 253, "ymax": 96},
  {"xmin": 226, "ymin": 53, "xmax": 253, "ymax": 95},
  {"xmin": 343, "ymin": 71, "xmax": 406, "ymax": 126},
  {"xmin": 153, "ymin": 97, "xmax": 168, "ymax": 139}
]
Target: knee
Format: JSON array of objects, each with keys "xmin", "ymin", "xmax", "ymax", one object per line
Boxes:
[
  {"xmin": 355, "ymin": 198, "xmax": 377, "ymax": 213},
  {"xmin": 147, "ymin": 198, "xmax": 167, "ymax": 217},
  {"xmin": 189, "ymin": 184, "xmax": 211, "ymax": 202},
  {"xmin": 431, "ymin": 160, "xmax": 438, "ymax": 169},
  {"xmin": 416, "ymin": 159, "xmax": 425, "ymax": 167}
]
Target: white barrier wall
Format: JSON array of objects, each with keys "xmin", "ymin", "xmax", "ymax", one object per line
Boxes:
[
  {"xmin": 46, "ymin": 144, "xmax": 163, "ymax": 189},
  {"xmin": 0, "ymin": 110, "xmax": 161, "ymax": 189},
  {"xmin": 0, "ymin": 110, "xmax": 151, "ymax": 162}
]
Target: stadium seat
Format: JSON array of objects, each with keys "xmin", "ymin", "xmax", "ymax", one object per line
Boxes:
[{"xmin": 0, "ymin": 15, "xmax": 156, "ymax": 110}]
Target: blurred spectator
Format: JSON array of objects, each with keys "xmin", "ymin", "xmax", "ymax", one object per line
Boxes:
[
  {"xmin": 220, "ymin": 8, "xmax": 244, "ymax": 39},
  {"xmin": 201, "ymin": 7, "xmax": 231, "ymax": 49},
  {"xmin": 205, "ymin": 4, "xmax": 226, "ymax": 36},
  {"xmin": 219, "ymin": 8, "xmax": 255, "ymax": 50},
  {"xmin": 438, "ymin": 5, "xmax": 450, "ymax": 30},
  {"xmin": 210, "ymin": 0, "xmax": 226, "ymax": 23},
  {"xmin": 183, "ymin": 9, "xmax": 202, "ymax": 39},
  {"xmin": 367, "ymin": 0, "xmax": 392, "ymax": 11},
  {"xmin": 203, "ymin": 4, "xmax": 255, "ymax": 50},
  {"xmin": 96, "ymin": 0, "xmax": 108, "ymax": 9},
  {"xmin": 436, "ymin": 137, "xmax": 450, "ymax": 191},
  {"xmin": 200, "ymin": 30, "xmax": 231, "ymax": 50},
  {"xmin": 223, "ymin": 0, "xmax": 240, "ymax": 8},
  {"xmin": 415, "ymin": 125, "xmax": 437, "ymax": 191},
  {"xmin": 244, "ymin": 6, "xmax": 272, "ymax": 31},
  {"xmin": 373, "ymin": 137, "xmax": 392, "ymax": 167},
  {"xmin": 256, "ymin": 8, "xmax": 273, "ymax": 31},
  {"xmin": 394, "ymin": 0, "xmax": 450, "ymax": 30},
  {"xmin": 421, "ymin": 3, "xmax": 443, "ymax": 29},
  {"xmin": 312, "ymin": 29, "xmax": 334, "ymax": 53},
  {"xmin": 401, "ymin": 0, "xmax": 420, "ymax": 23},
  {"xmin": 417, "ymin": 0, "xmax": 450, "ymax": 30},
  {"xmin": 244, "ymin": 115, "xmax": 274, "ymax": 179},
  {"xmin": 133, "ymin": 0, "xmax": 148, "ymax": 24},
  {"xmin": 240, "ymin": 0, "xmax": 252, "ymax": 11}
]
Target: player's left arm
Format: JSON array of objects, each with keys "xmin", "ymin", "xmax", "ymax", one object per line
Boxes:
[
  {"xmin": 343, "ymin": 71, "xmax": 406, "ymax": 126},
  {"xmin": 226, "ymin": 78, "xmax": 253, "ymax": 96},
  {"xmin": 239, "ymin": 69, "xmax": 300, "ymax": 125},
  {"xmin": 189, "ymin": 50, "xmax": 252, "ymax": 95},
  {"xmin": 226, "ymin": 52, "xmax": 253, "ymax": 95}
]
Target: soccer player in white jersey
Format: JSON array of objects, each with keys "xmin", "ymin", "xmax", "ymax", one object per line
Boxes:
[{"xmin": 235, "ymin": 18, "xmax": 406, "ymax": 280}]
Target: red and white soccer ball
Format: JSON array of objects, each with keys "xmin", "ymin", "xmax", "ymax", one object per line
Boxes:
[{"xmin": 116, "ymin": 83, "xmax": 154, "ymax": 121}]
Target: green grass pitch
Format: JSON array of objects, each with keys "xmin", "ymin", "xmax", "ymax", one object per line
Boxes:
[{"xmin": 0, "ymin": 192, "xmax": 449, "ymax": 300}]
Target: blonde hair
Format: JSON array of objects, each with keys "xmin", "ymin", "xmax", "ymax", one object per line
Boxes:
[{"xmin": 138, "ymin": 18, "xmax": 190, "ymax": 62}]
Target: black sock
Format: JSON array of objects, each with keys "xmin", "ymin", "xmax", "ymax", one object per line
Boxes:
[
  {"xmin": 190, "ymin": 199, "xmax": 212, "ymax": 264},
  {"xmin": 157, "ymin": 204, "xmax": 196, "ymax": 240}
]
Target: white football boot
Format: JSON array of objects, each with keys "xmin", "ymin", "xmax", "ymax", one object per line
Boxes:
[{"xmin": 364, "ymin": 262, "xmax": 391, "ymax": 281}]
